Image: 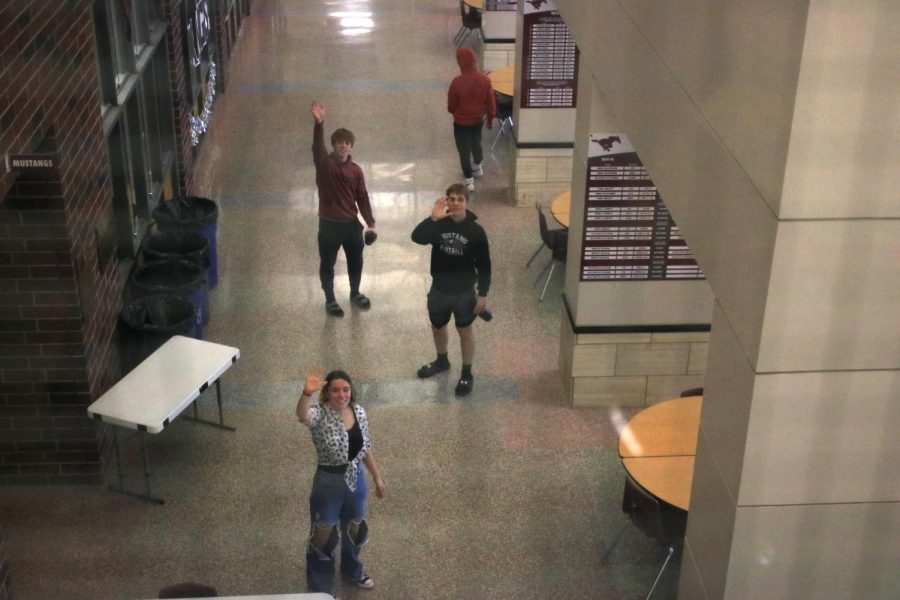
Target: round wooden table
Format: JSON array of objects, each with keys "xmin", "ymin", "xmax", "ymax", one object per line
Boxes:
[
  {"xmin": 550, "ymin": 190, "xmax": 570, "ymax": 228},
  {"xmin": 618, "ymin": 396, "xmax": 702, "ymax": 510},
  {"xmin": 488, "ymin": 65, "xmax": 514, "ymax": 97}
]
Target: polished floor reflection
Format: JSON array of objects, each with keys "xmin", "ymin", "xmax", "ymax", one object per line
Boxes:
[{"xmin": 0, "ymin": 1, "xmax": 679, "ymax": 598}]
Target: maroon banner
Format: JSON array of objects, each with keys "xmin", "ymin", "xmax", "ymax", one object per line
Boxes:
[
  {"xmin": 520, "ymin": 0, "xmax": 578, "ymax": 108},
  {"xmin": 579, "ymin": 134, "xmax": 704, "ymax": 281}
]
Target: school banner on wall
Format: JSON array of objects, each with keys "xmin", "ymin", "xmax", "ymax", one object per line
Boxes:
[
  {"xmin": 520, "ymin": 0, "xmax": 578, "ymax": 109},
  {"xmin": 579, "ymin": 133, "xmax": 704, "ymax": 281}
]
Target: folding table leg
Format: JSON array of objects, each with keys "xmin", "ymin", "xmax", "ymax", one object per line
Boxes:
[
  {"xmin": 216, "ymin": 380, "xmax": 227, "ymax": 428},
  {"xmin": 182, "ymin": 379, "xmax": 236, "ymax": 431},
  {"xmin": 112, "ymin": 426, "xmax": 125, "ymax": 493},
  {"xmin": 108, "ymin": 428, "xmax": 165, "ymax": 505}
]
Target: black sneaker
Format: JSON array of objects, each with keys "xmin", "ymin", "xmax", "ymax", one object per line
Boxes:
[
  {"xmin": 325, "ymin": 300, "xmax": 344, "ymax": 317},
  {"xmin": 417, "ymin": 361, "xmax": 450, "ymax": 378},
  {"xmin": 455, "ymin": 375, "xmax": 473, "ymax": 396},
  {"xmin": 350, "ymin": 292, "xmax": 371, "ymax": 309},
  {"xmin": 343, "ymin": 572, "xmax": 375, "ymax": 589}
]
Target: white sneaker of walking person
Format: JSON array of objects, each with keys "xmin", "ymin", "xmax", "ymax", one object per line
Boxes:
[
  {"xmin": 472, "ymin": 163, "xmax": 483, "ymax": 177},
  {"xmin": 465, "ymin": 177, "xmax": 475, "ymax": 192}
]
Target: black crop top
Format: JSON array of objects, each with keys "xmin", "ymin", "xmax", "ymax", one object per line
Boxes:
[{"xmin": 347, "ymin": 416, "xmax": 362, "ymax": 463}]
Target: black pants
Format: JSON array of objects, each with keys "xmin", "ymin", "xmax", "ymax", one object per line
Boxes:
[
  {"xmin": 453, "ymin": 122, "xmax": 484, "ymax": 179},
  {"xmin": 318, "ymin": 218, "xmax": 364, "ymax": 301}
]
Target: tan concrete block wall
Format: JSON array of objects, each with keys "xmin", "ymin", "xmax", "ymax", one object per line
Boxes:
[
  {"xmin": 483, "ymin": 43, "xmax": 516, "ymax": 71},
  {"xmin": 559, "ymin": 309, "xmax": 710, "ymax": 407},
  {"xmin": 514, "ymin": 148, "xmax": 574, "ymax": 206},
  {"xmin": 515, "ymin": 182, "xmax": 570, "ymax": 207}
]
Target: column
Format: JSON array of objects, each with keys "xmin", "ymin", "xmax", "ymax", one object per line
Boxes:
[
  {"xmin": 558, "ymin": 69, "xmax": 713, "ymax": 408},
  {"xmin": 556, "ymin": 0, "xmax": 900, "ymax": 597},
  {"xmin": 509, "ymin": 0, "xmax": 577, "ymax": 207}
]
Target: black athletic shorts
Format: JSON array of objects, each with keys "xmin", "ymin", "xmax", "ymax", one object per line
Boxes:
[{"xmin": 427, "ymin": 288, "xmax": 476, "ymax": 329}]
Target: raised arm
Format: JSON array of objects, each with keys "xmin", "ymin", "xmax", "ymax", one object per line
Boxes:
[
  {"xmin": 296, "ymin": 365, "xmax": 326, "ymax": 423},
  {"xmin": 411, "ymin": 197, "xmax": 450, "ymax": 244},
  {"xmin": 310, "ymin": 100, "xmax": 329, "ymax": 168}
]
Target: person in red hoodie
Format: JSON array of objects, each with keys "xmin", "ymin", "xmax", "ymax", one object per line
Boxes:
[{"xmin": 448, "ymin": 48, "xmax": 496, "ymax": 192}]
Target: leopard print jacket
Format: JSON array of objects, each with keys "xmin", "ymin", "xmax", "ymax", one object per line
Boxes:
[{"xmin": 304, "ymin": 402, "xmax": 371, "ymax": 491}]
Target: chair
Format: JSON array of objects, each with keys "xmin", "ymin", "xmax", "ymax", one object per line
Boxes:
[
  {"xmin": 680, "ymin": 387, "xmax": 704, "ymax": 397},
  {"xmin": 532, "ymin": 202, "xmax": 568, "ymax": 301},
  {"xmin": 453, "ymin": 1, "xmax": 484, "ymax": 48},
  {"xmin": 158, "ymin": 582, "xmax": 218, "ymax": 598},
  {"xmin": 490, "ymin": 92, "xmax": 514, "ymax": 152},
  {"xmin": 602, "ymin": 475, "xmax": 688, "ymax": 600}
]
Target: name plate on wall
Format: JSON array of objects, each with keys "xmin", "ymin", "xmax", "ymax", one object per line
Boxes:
[
  {"xmin": 4, "ymin": 154, "xmax": 57, "ymax": 174},
  {"xmin": 579, "ymin": 134, "xmax": 704, "ymax": 281}
]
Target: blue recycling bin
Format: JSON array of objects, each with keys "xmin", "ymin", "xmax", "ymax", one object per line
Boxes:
[
  {"xmin": 130, "ymin": 259, "xmax": 207, "ymax": 339},
  {"xmin": 141, "ymin": 230, "xmax": 211, "ymax": 325},
  {"xmin": 120, "ymin": 294, "xmax": 195, "ymax": 373},
  {"xmin": 152, "ymin": 196, "xmax": 219, "ymax": 288}
]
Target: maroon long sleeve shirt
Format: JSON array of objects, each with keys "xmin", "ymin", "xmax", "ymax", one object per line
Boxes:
[{"xmin": 311, "ymin": 121, "xmax": 375, "ymax": 226}]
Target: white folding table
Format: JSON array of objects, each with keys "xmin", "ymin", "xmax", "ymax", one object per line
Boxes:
[{"xmin": 87, "ymin": 335, "xmax": 240, "ymax": 504}]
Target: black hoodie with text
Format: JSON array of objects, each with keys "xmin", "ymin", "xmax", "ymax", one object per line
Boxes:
[{"xmin": 411, "ymin": 210, "xmax": 491, "ymax": 297}]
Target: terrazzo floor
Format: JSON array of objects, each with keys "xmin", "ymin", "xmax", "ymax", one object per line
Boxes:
[{"xmin": 0, "ymin": 1, "xmax": 681, "ymax": 598}]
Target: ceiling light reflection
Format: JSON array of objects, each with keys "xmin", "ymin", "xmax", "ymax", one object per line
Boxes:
[
  {"xmin": 340, "ymin": 17, "xmax": 374, "ymax": 28},
  {"xmin": 371, "ymin": 162, "xmax": 416, "ymax": 181},
  {"xmin": 341, "ymin": 28, "xmax": 371, "ymax": 37},
  {"xmin": 329, "ymin": 11, "xmax": 373, "ymax": 18}
]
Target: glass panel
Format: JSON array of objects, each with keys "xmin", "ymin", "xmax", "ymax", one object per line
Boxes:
[
  {"xmin": 91, "ymin": 0, "xmax": 118, "ymax": 106},
  {"xmin": 106, "ymin": 0, "xmax": 134, "ymax": 86},
  {"xmin": 138, "ymin": 70, "xmax": 164, "ymax": 201},
  {"xmin": 107, "ymin": 120, "xmax": 138, "ymax": 258},
  {"xmin": 148, "ymin": 0, "xmax": 165, "ymax": 24},
  {"xmin": 151, "ymin": 51, "xmax": 177, "ymax": 179},
  {"xmin": 123, "ymin": 91, "xmax": 150, "ymax": 219},
  {"xmin": 128, "ymin": 0, "xmax": 151, "ymax": 51}
]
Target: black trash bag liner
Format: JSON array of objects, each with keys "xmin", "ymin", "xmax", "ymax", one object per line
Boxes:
[
  {"xmin": 130, "ymin": 259, "xmax": 204, "ymax": 297},
  {"xmin": 142, "ymin": 230, "xmax": 211, "ymax": 269},
  {"xmin": 152, "ymin": 196, "xmax": 218, "ymax": 228},
  {"xmin": 120, "ymin": 294, "xmax": 195, "ymax": 372}
]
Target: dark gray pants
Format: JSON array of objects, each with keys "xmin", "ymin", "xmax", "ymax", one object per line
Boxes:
[{"xmin": 318, "ymin": 218, "xmax": 364, "ymax": 302}]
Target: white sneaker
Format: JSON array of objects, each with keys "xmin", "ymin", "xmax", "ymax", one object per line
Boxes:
[
  {"xmin": 465, "ymin": 177, "xmax": 475, "ymax": 192},
  {"xmin": 472, "ymin": 164, "xmax": 483, "ymax": 177}
]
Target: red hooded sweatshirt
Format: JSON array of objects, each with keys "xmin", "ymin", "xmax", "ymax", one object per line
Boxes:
[{"xmin": 448, "ymin": 48, "xmax": 496, "ymax": 127}]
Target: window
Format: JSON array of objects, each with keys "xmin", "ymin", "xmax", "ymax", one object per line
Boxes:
[
  {"xmin": 106, "ymin": 0, "xmax": 135, "ymax": 85},
  {"xmin": 106, "ymin": 119, "xmax": 139, "ymax": 257},
  {"xmin": 124, "ymin": 0, "xmax": 152, "ymax": 53},
  {"xmin": 92, "ymin": 0, "xmax": 118, "ymax": 106}
]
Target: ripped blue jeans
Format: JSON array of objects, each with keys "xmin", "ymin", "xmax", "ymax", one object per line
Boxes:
[{"xmin": 306, "ymin": 464, "xmax": 368, "ymax": 594}]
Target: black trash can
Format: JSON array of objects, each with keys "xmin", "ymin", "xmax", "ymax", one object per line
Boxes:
[
  {"xmin": 130, "ymin": 259, "xmax": 207, "ymax": 339},
  {"xmin": 120, "ymin": 294, "xmax": 195, "ymax": 373},
  {"xmin": 152, "ymin": 196, "xmax": 219, "ymax": 288},
  {"xmin": 141, "ymin": 230, "xmax": 211, "ymax": 325}
]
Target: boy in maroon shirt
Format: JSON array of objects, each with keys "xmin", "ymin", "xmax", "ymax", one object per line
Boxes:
[{"xmin": 310, "ymin": 100, "xmax": 377, "ymax": 317}]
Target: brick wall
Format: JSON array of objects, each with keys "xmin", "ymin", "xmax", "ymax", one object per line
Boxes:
[{"xmin": 0, "ymin": 0, "xmax": 120, "ymax": 485}]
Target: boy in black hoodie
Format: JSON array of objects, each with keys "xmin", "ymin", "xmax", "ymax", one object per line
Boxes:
[{"xmin": 411, "ymin": 183, "xmax": 492, "ymax": 396}]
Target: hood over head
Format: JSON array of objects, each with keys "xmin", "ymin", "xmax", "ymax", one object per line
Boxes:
[{"xmin": 456, "ymin": 48, "xmax": 477, "ymax": 72}]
